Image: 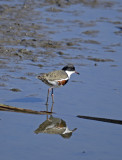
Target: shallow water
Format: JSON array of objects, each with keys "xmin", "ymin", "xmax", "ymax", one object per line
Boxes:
[{"xmin": 0, "ymin": 0, "xmax": 122, "ymax": 160}]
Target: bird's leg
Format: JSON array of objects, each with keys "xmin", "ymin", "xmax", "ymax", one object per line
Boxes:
[
  {"xmin": 46, "ymin": 88, "xmax": 51, "ymax": 105},
  {"xmin": 46, "ymin": 104, "xmax": 49, "ymax": 120},
  {"xmin": 51, "ymin": 88, "xmax": 54, "ymax": 104},
  {"xmin": 51, "ymin": 103, "xmax": 54, "ymax": 112}
]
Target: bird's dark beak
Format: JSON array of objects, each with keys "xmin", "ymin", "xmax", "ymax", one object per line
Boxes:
[{"xmin": 75, "ymin": 71, "xmax": 80, "ymax": 75}]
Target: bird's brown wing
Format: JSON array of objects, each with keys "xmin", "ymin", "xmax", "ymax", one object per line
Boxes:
[{"xmin": 45, "ymin": 70, "xmax": 68, "ymax": 81}]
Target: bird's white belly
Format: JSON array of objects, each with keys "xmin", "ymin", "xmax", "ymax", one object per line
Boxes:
[
  {"xmin": 48, "ymin": 80, "xmax": 60, "ymax": 88},
  {"xmin": 48, "ymin": 78, "xmax": 68, "ymax": 88}
]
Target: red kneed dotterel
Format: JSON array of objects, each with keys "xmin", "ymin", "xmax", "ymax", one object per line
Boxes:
[{"xmin": 37, "ymin": 64, "xmax": 79, "ymax": 105}]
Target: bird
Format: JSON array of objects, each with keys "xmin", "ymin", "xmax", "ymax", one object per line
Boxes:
[
  {"xmin": 37, "ymin": 64, "xmax": 79, "ymax": 105},
  {"xmin": 34, "ymin": 115, "xmax": 77, "ymax": 138}
]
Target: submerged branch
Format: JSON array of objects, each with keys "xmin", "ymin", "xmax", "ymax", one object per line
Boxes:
[
  {"xmin": 1, "ymin": 104, "xmax": 122, "ymax": 126},
  {"xmin": 0, "ymin": 104, "xmax": 52, "ymax": 115},
  {"xmin": 77, "ymin": 115, "xmax": 122, "ymax": 125}
]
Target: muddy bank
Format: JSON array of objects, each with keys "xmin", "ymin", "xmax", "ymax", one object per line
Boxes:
[{"xmin": 0, "ymin": 0, "xmax": 121, "ymax": 62}]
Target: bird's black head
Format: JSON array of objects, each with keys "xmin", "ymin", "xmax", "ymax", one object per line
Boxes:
[{"xmin": 62, "ymin": 64, "xmax": 75, "ymax": 72}]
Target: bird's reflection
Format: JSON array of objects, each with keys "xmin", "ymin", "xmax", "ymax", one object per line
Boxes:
[{"xmin": 34, "ymin": 104, "xmax": 77, "ymax": 138}]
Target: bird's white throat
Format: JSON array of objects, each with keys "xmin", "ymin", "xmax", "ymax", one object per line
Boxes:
[{"xmin": 65, "ymin": 70, "xmax": 75, "ymax": 78}]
